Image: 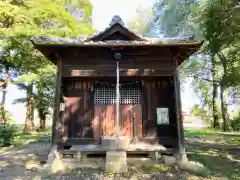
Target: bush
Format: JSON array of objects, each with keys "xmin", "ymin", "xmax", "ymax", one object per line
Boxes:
[
  {"xmin": 0, "ymin": 124, "xmax": 18, "ymax": 147},
  {"xmin": 230, "ymin": 116, "xmax": 240, "ymax": 131}
]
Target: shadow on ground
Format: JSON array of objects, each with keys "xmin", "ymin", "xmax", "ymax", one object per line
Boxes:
[
  {"xmin": 0, "ymin": 134, "xmax": 239, "ymax": 180},
  {"xmin": 186, "ymin": 135, "xmax": 240, "ymax": 180}
]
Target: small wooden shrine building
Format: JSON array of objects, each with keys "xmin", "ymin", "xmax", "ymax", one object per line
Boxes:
[{"xmin": 33, "ymin": 16, "xmax": 202, "ymax": 161}]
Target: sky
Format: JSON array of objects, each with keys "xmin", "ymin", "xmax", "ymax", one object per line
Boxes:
[
  {"xmin": 3, "ymin": 0, "xmax": 198, "ymax": 124},
  {"xmin": 91, "ymin": 0, "xmax": 154, "ymax": 31},
  {"xmin": 91, "ymin": 0, "xmax": 199, "ymax": 112}
]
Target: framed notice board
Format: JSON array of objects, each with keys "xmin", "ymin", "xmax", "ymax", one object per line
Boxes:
[{"xmin": 157, "ymin": 107, "xmax": 169, "ymax": 125}]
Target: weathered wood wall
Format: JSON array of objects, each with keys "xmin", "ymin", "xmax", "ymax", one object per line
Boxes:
[
  {"xmin": 59, "ymin": 46, "xmax": 176, "ymax": 77},
  {"xmin": 62, "ymin": 79, "xmax": 94, "ymax": 139},
  {"xmin": 61, "ymin": 77, "xmax": 177, "ymax": 147},
  {"xmin": 141, "ymin": 78, "xmax": 177, "ymax": 146}
]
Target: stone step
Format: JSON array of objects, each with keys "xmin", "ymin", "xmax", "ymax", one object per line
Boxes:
[
  {"xmin": 70, "ymin": 145, "xmax": 104, "ymax": 152},
  {"xmin": 127, "ymin": 143, "xmax": 167, "ymax": 152},
  {"xmin": 69, "ymin": 143, "xmax": 169, "ymax": 152}
]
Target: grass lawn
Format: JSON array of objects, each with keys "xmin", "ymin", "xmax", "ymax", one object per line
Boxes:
[
  {"xmin": 185, "ymin": 129, "xmax": 240, "ymax": 180},
  {"xmin": 0, "ymin": 124, "xmax": 51, "ymax": 147},
  {"xmin": 14, "ymin": 128, "xmax": 51, "ymax": 147}
]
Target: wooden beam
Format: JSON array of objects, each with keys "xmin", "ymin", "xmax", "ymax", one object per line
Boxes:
[
  {"xmin": 62, "ymin": 59, "xmax": 175, "ymax": 67},
  {"xmin": 63, "ymin": 66, "xmax": 175, "ymax": 77},
  {"xmin": 63, "ymin": 68, "xmax": 174, "ymax": 77},
  {"xmin": 62, "ymin": 56, "xmax": 175, "ymax": 64},
  {"xmin": 52, "ymin": 53, "xmax": 63, "ymax": 145},
  {"xmin": 63, "ymin": 137, "xmax": 177, "ymax": 147},
  {"xmin": 63, "ymin": 63, "xmax": 175, "ymax": 70},
  {"xmin": 61, "ymin": 46, "xmax": 173, "ymax": 56}
]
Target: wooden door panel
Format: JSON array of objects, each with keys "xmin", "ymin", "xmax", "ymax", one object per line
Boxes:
[
  {"xmin": 92, "ymin": 105, "xmax": 103, "ymax": 137},
  {"xmin": 120, "ymin": 105, "xmax": 133, "ymax": 136},
  {"xmin": 103, "ymin": 105, "xmax": 116, "ymax": 136},
  {"xmin": 132, "ymin": 104, "xmax": 143, "ymax": 137},
  {"xmin": 93, "ymin": 105, "xmax": 116, "ymax": 137},
  {"xmin": 93, "ymin": 104, "xmax": 142, "ymax": 137}
]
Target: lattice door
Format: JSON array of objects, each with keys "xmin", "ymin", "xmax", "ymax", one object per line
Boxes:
[{"xmin": 94, "ymin": 87, "xmax": 141, "ymax": 105}]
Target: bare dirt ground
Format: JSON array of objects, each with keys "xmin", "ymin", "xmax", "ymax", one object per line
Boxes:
[{"xmin": 0, "ymin": 134, "xmax": 239, "ymax": 180}]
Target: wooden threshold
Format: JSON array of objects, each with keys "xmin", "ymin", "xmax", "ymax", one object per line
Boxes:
[
  {"xmin": 61, "ymin": 144, "xmax": 172, "ymax": 153},
  {"xmin": 63, "ymin": 138, "xmax": 101, "ymax": 146},
  {"xmin": 61, "ymin": 137, "xmax": 177, "ymax": 148}
]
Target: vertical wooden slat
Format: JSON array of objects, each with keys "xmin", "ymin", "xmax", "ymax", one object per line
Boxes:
[
  {"xmin": 147, "ymin": 79, "xmax": 157, "ymax": 137},
  {"xmin": 141, "ymin": 81, "xmax": 148, "ymax": 137},
  {"xmin": 65, "ymin": 96, "xmax": 81, "ymax": 138},
  {"xmin": 132, "ymin": 104, "xmax": 142, "ymax": 137},
  {"xmin": 147, "ymin": 81, "xmax": 151, "ymax": 121},
  {"xmin": 92, "ymin": 105, "xmax": 102, "ymax": 137},
  {"xmin": 120, "ymin": 105, "xmax": 132, "ymax": 137},
  {"xmin": 88, "ymin": 84, "xmax": 94, "ymax": 137}
]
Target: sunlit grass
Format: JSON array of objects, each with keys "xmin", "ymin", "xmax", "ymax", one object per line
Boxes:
[
  {"xmin": 184, "ymin": 129, "xmax": 219, "ymax": 136},
  {"xmin": 186, "ymin": 129, "xmax": 240, "ymax": 179},
  {"xmin": 185, "ymin": 129, "xmax": 240, "ymax": 147},
  {"xmin": 13, "ymin": 128, "xmax": 51, "ymax": 147}
]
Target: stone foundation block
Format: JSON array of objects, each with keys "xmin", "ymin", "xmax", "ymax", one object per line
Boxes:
[
  {"xmin": 73, "ymin": 152, "xmax": 82, "ymax": 161},
  {"xmin": 179, "ymin": 161, "xmax": 210, "ymax": 176},
  {"xmin": 101, "ymin": 136, "xmax": 130, "ymax": 151},
  {"xmin": 162, "ymin": 155, "xmax": 177, "ymax": 165},
  {"xmin": 105, "ymin": 151, "xmax": 128, "ymax": 173},
  {"xmin": 149, "ymin": 151, "xmax": 161, "ymax": 161}
]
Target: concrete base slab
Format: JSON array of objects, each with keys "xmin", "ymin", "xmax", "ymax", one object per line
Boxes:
[
  {"xmin": 174, "ymin": 152, "xmax": 188, "ymax": 164},
  {"xmin": 179, "ymin": 161, "xmax": 210, "ymax": 177},
  {"xmin": 149, "ymin": 151, "xmax": 161, "ymax": 161},
  {"xmin": 162, "ymin": 155, "xmax": 177, "ymax": 165},
  {"xmin": 105, "ymin": 151, "xmax": 127, "ymax": 173},
  {"xmin": 101, "ymin": 136, "xmax": 130, "ymax": 151}
]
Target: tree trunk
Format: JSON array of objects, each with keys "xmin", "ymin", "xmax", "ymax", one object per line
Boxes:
[
  {"xmin": 39, "ymin": 108, "xmax": 46, "ymax": 129},
  {"xmin": 24, "ymin": 83, "xmax": 35, "ymax": 131},
  {"xmin": 218, "ymin": 53, "xmax": 229, "ymax": 132},
  {"xmin": 212, "ymin": 82, "xmax": 219, "ymax": 128},
  {"xmin": 219, "ymin": 84, "xmax": 229, "ymax": 131},
  {"xmin": 211, "ymin": 55, "xmax": 219, "ymax": 129},
  {"xmin": 0, "ymin": 67, "xmax": 9, "ymax": 124}
]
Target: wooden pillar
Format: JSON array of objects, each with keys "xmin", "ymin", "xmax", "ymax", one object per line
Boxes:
[
  {"xmin": 147, "ymin": 81, "xmax": 152, "ymax": 136},
  {"xmin": 174, "ymin": 67, "xmax": 187, "ymax": 162},
  {"xmin": 51, "ymin": 54, "xmax": 63, "ymax": 145}
]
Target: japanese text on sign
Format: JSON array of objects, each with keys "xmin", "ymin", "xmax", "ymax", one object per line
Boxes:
[{"xmin": 157, "ymin": 108, "xmax": 169, "ymax": 125}]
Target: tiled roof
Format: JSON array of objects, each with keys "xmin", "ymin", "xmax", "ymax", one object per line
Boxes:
[
  {"xmin": 33, "ymin": 36, "xmax": 200, "ymax": 46},
  {"xmin": 32, "ymin": 15, "xmax": 202, "ymax": 47}
]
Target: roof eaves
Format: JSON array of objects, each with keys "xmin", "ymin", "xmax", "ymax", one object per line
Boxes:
[{"xmin": 32, "ymin": 35, "xmax": 203, "ymax": 47}]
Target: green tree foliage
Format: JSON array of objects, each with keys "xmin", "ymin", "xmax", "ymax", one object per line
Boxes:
[
  {"xmin": 197, "ymin": 0, "xmax": 240, "ymax": 131},
  {"xmin": 152, "ymin": 0, "xmax": 240, "ymax": 131},
  {"xmin": 127, "ymin": 5, "xmax": 153, "ymax": 34},
  {"xmin": 152, "ymin": 0, "xmax": 198, "ymax": 37},
  {"xmin": 0, "ymin": 0, "xmax": 94, "ymax": 130}
]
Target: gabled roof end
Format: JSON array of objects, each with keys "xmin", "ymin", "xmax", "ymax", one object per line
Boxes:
[{"xmin": 109, "ymin": 15, "xmax": 125, "ymax": 26}]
